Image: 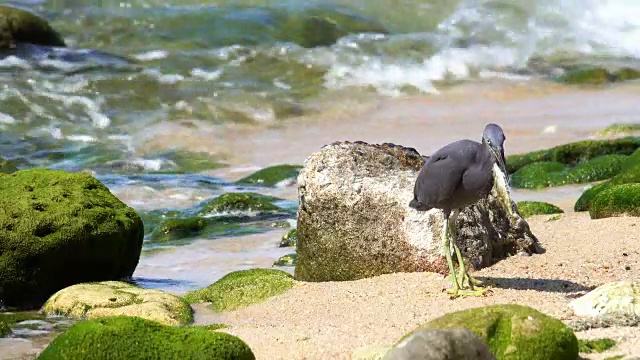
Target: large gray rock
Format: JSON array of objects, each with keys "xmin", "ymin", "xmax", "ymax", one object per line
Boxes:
[
  {"xmin": 295, "ymin": 142, "xmax": 539, "ymax": 282},
  {"xmin": 384, "ymin": 328, "xmax": 495, "ymax": 360},
  {"xmin": 568, "ymin": 281, "xmax": 640, "ymax": 318}
]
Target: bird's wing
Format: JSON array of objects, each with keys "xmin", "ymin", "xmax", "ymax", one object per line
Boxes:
[{"xmin": 413, "ymin": 140, "xmax": 478, "ymax": 207}]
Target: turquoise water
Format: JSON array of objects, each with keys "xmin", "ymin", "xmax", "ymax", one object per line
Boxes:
[{"xmin": 3, "ymin": 0, "xmax": 640, "ymax": 171}]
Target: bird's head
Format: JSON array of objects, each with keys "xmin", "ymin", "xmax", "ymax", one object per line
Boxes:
[{"xmin": 482, "ymin": 123, "xmax": 508, "ymax": 176}]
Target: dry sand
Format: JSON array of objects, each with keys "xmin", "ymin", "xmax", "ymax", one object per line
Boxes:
[{"xmin": 194, "ymin": 212, "xmax": 640, "ymax": 359}]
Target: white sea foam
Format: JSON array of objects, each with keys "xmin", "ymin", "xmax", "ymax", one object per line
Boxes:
[
  {"xmin": 134, "ymin": 50, "xmax": 169, "ymax": 62},
  {"xmin": 324, "ymin": 0, "xmax": 640, "ymax": 96}
]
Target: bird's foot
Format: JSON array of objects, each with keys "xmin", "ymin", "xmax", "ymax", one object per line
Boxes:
[{"xmin": 445, "ymin": 286, "xmax": 492, "ymax": 299}]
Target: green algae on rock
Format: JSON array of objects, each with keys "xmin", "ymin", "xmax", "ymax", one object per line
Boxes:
[
  {"xmin": 0, "ymin": 169, "xmax": 144, "ymax": 309},
  {"xmin": 279, "ymin": 228, "xmax": 298, "ymax": 247},
  {"xmin": 189, "ymin": 323, "xmax": 229, "ymax": 331},
  {"xmin": 36, "ymin": 316, "xmax": 255, "ymax": 360},
  {"xmin": 0, "ymin": 5, "xmax": 66, "ymax": 49},
  {"xmin": 510, "ymin": 162, "xmax": 567, "ymax": 189},
  {"xmin": 556, "ymin": 67, "xmax": 640, "ymax": 85},
  {"xmin": 236, "ymin": 164, "xmax": 303, "ymax": 186},
  {"xmin": 575, "ymin": 149, "xmax": 640, "ymax": 212},
  {"xmin": 197, "ymin": 192, "xmax": 284, "ymax": 216},
  {"xmin": 411, "ymin": 304, "xmax": 578, "ymax": 360},
  {"xmin": 273, "ymin": 253, "xmax": 297, "ymax": 267},
  {"xmin": 589, "ymin": 183, "xmax": 640, "ymax": 219},
  {"xmin": 279, "ymin": 7, "xmax": 388, "ymax": 48},
  {"xmin": 510, "ymin": 155, "xmax": 630, "ymax": 189},
  {"xmin": 157, "ymin": 149, "xmax": 225, "ymax": 174},
  {"xmin": 138, "ymin": 209, "xmax": 182, "ymax": 235},
  {"xmin": 0, "ymin": 320, "xmax": 10, "ymax": 337},
  {"xmin": 149, "ymin": 216, "xmax": 242, "ymax": 243},
  {"xmin": 516, "ymin": 201, "xmax": 564, "ymax": 218},
  {"xmin": 42, "ymin": 281, "xmax": 193, "ymax": 326},
  {"xmin": 598, "ymin": 123, "xmax": 640, "ymax": 136},
  {"xmin": 506, "ymin": 137, "xmax": 640, "ymax": 174},
  {"xmin": 578, "ymin": 338, "xmax": 617, "ymax": 354},
  {"xmin": 0, "ymin": 158, "xmax": 18, "ymax": 174},
  {"xmin": 184, "ymin": 268, "xmax": 295, "ymax": 312}
]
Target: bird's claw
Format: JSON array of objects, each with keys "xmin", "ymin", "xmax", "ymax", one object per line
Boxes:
[{"xmin": 445, "ymin": 287, "xmax": 492, "ymax": 299}]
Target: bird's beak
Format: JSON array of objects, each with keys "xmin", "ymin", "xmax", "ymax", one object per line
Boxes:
[{"xmin": 492, "ymin": 145, "xmax": 508, "ymax": 177}]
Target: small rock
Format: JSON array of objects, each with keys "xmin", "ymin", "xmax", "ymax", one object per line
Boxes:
[
  {"xmin": 42, "ymin": 281, "xmax": 193, "ymax": 326},
  {"xmin": 568, "ymin": 281, "xmax": 640, "ymax": 318},
  {"xmin": 384, "ymin": 328, "xmax": 495, "ymax": 360}
]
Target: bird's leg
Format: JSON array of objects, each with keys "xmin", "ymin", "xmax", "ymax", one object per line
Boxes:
[
  {"xmin": 449, "ymin": 211, "xmax": 484, "ymax": 287},
  {"xmin": 442, "ymin": 215, "xmax": 462, "ymax": 295},
  {"xmin": 446, "ymin": 211, "xmax": 490, "ymax": 298}
]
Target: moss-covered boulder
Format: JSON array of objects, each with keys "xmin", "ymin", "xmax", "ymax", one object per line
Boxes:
[
  {"xmin": 149, "ymin": 217, "xmax": 241, "ymax": 243},
  {"xmin": 575, "ymin": 149, "xmax": 640, "ymax": 212},
  {"xmin": 0, "ymin": 5, "xmax": 66, "ymax": 49},
  {"xmin": 510, "ymin": 162, "xmax": 567, "ymax": 189},
  {"xmin": 516, "ymin": 201, "xmax": 564, "ymax": 218},
  {"xmin": 236, "ymin": 164, "xmax": 302, "ymax": 186},
  {"xmin": 598, "ymin": 124, "xmax": 640, "ymax": 136},
  {"xmin": 589, "ymin": 184, "xmax": 640, "ymax": 219},
  {"xmin": 273, "ymin": 253, "xmax": 297, "ymax": 267},
  {"xmin": 556, "ymin": 67, "xmax": 640, "ymax": 85},
  {"xmin": 36, "ymin": 316, "xmax": 255, "ymax": 360},
  {"xmin": 42, "ymin": 281, "xmax": 193, "ymax": 326},
  {"xmin": 578, "ymin": 338, "xmax": 616, "ymax": 354},
  {"xmin": 278, "ymin": 7, "xmax": 388, "ymax": 48},
  {"xmin": 0, "ymin": 320, "xmax": 10, "ymax": 337},
  {"xmin": 410, "ymin": 304, "xmax": 578, "ymax": 360},
  {"xmin": 0, "ymin": 169, "xmax": 144, "ymax": 309},
  {"xmin": 279, "ymin": 228, "xmax": 297, "ymax": 247},
  {"xmin": 184, "ymin": 268, "xmax": 295, "ymax": 312},
  {"xmin": 138, "ymin": 208, "xmax": 181, "ymax": 235},
  {"xmin": 0, "ymin": 158, "xmax": 18, "ymax": 174},
  {"xmin": 196, "ymin": 192, "xmax": 284, "ymax": 216},
  {"xmin": 506, "ymin": 137, "xmax": 640, "ymax": 174},
  {"xmin": 510, "ymin": 155, "xmax": 629, "ymax": 189}
]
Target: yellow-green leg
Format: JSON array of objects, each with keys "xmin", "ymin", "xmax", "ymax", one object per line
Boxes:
[
  {"xmin": 445, "ymin": 212, "xmax": 490, "ymax": 298},
  {"xmin": 442, "ymin": 216, "xmax": 462, "ymax": 295},
  {"xmin": 450, "ymin": 211, "xmax": 485, "ymax": 287}
]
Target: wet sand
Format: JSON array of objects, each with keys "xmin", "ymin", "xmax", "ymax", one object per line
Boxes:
[
  {"xmin": 133, "ymin": 79, "xmax": 640, "ymax": 181},
  {"xmin": 194, "ymin": 213, "xmax": 640, "ymax": 359}
]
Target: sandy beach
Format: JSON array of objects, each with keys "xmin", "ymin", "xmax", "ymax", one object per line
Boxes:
[{"xmin": 193, "ymin": 212, "xmax": 640, "ymax": 359}]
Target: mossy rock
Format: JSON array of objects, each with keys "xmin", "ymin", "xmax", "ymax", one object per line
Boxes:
[
  {"xmin": 0, "ymin": 5, "xmax": 66, "ymax": 49},
  {"xmin": 511, "ymin": 155, "xmax": 630, "ymax": 189},
  {"xmin": 184, "ymin": 268, "xmax": 295, "ymax": 312},
  {"xmin": 273, "ymin": 253, "xmax": 297, "ymax": 267},
  {"xmin": 556, "ymin": 67, "xmax": 640, "ymax": 85},
  {"xmin": 149, "ymin": 216, "xmax": 249, "ymax": 243},
  {"xmin": 575, "ymin": 152, "xmax": 640, "ymax": 211},
  {"xmin": 589, "ymin": 184, "xmax": 640, "ymax": 219},
  {"xmin": 236, "ymin": 164, "xmax": 303, "ymax": 187},
  {"xmin": 598, "ymin": 123, "xmax": 640, "ymax": 136},
  {"xmin": 138, "ymin": 209, "xmax": 182, "ymax": 235},
  {"xmin": 0, "ymin": 169, "xmax": 144, "ymax": 309},
  {"xmin": 510, "ymin": 162, "xmax": 567, "ymax": 189},
  {"xmin": 0, "ymin": 320, "xmax": 9, "ymax": 337},
  {"xmin": 279, "ymin": 228, "xmax": 297, "ymax": 247},
  {"xmin": 516, "ymin": 201, "xmax": 564, "ymax": 218},
  {"xmin": 0, "ymin": 158, "xmax": 18, "ymax": 174},
  {"xmin": 412, "ymin": 304, "xmax": 578, "ymax": 360},
  {"xmin": 157, "ymin": 149, "xmax": 225, "ymax": 174},
  {"xmin": 578, "ymin": 338, "xmax": 616, "ymax": 353},
  {"xmin": 36, "ymin": 316, "xmax": 255, "ymax": 360},
  {"xmin": 42, "ymin": 281, "xmax": 193, "ymax": 326},
  {"xmin": 506, "ymin": 137, "xmax": 640, "ymax": 174},
  {"xmin": 196, "ymin": 192, "xmax": 284, "ymax": 216},
  {"xmin": 279, "ymin": 7, "xmax": 388, "ymax": 48}
]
